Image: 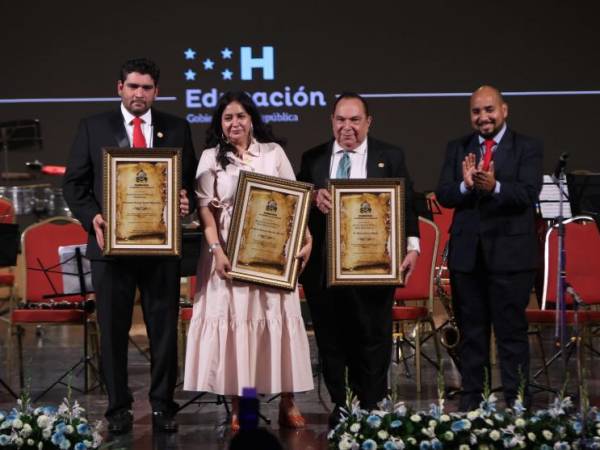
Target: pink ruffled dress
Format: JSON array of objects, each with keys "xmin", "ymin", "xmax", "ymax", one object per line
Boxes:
[{"xmin": 183, "ymin": 141, "xmax": 314, "ymax": 395}]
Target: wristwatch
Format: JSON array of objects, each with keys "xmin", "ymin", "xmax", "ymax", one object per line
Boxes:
[{"xmin": 208, "ymin": 243, "xmax": 221, "ymax": 253}]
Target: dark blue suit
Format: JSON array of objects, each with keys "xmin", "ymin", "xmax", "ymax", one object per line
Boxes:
[{"xmin": 435, "ymin": 128, "xmax": 543, "ymax": 408}]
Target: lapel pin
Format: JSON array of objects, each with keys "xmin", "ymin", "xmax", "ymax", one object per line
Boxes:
[
  {"xmin": 157, "ymin": 132, "xmax": 164, "ymax": 139},
  {"xmin": 378, "ymin": 162, "xmax": 385, "ymax": 168}
]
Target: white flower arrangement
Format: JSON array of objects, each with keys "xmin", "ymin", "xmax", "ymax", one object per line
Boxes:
[
  {"xmin": 0, "ymin": 393, "xmax": 102, "ymax": 450},
  {"xmin": 328, "ymin": 390, "xmax": 600, "ymax": 449}
]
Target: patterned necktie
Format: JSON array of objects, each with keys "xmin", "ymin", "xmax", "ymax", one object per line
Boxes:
[
  {"xmin": 336, "ymin": 151, "xmax": 351, "ymax": 179},
  {"xmin": 482, "ymin": 139, "xmax": 495, "ymax": 171},
  {"xmin": 132, "ymin": 117, "xmax": 147, "ymax": 148}
]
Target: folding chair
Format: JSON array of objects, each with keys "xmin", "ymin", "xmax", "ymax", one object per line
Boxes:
[
  {"xmin": 0, "ymin": 196, "xmax": 17, "ymax": 315},
  {"xmin": 392, "ymin": 216, "xmax": 442, "ymax": 392},
  {"xmin": 527, "ymin": 215, "xmax": 600, "ymax": 391},
  {"xmin": 7, "ymin": 216, "xmax": 101, "ymax": 400}
]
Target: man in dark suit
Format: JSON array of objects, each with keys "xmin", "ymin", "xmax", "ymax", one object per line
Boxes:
[
  {"xmin": 297, "ymin": 92, "xmax": 420, "ymax": 426},
  {"xmin": 435, "ymin": 85, "xmax": 543, "ymax": 410},
  {"xmin": 63, "ymin": 58, "xmax": 197, "ymax": 433}
]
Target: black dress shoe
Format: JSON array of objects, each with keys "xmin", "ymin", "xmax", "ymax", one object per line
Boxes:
[
  {"xmin": 107, "ymin": 410, "xmax": 133, "ymax": 435},
  {"xmin": 328, "ymin": 405, "xmax": 344, "ymax": 429},
  {"xmin": 152, "ymin": 411, "xmax": 178, "ymax": 433}
]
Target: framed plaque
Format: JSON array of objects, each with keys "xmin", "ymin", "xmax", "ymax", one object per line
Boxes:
[
  {"xmin": 327, "ymin": 178, "xmax": 406, "ymax": 286},
  {"xmin": 226, "ymin": 171, "xmax": 313, "ymax": 290},
  {"xmin": 103, "ymin": 148, "xmax": 181, "ymax": 256}
]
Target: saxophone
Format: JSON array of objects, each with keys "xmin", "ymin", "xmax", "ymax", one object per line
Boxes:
[{"xmin": 435, "ymin": 242, "xmax": 460, "ymax": 364}]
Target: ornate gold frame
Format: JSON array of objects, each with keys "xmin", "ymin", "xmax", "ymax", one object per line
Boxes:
[
  {"xmin": 226, "ymin": 171, "xmax": 313, "ymax": 290},
  {"xmin": 103, "ymin": 148, "xmax": 181, "ymax": 256},
  {"xmin": 327, "ymin": 178, "xmax": 406, "ymax": 286}
]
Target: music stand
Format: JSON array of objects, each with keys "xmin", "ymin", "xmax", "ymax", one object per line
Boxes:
[
  {"xmin": 27, "ymin": 244, "xmax": 102, "ymax": 402},
  {"xmin": 567, "ymin": 173, "xmax": 600, "ymax": 221},
  {"xmin": 0, "ymin": 223, "xmax": 19, "ymax": 398},
  {"xmin": 0, "ymin": 120, "xmax": 43, "ymax": 182}
]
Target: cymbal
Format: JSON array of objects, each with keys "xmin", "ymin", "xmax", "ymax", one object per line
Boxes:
[{"xmin": 0, "ymin": 171, "xmax": 33, "ymax": 180}]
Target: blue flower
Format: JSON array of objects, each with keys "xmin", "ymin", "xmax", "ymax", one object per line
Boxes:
[
  {"xmin": 76, "ymin": 423, "xmax": 91, "ymax": 435},
  {"xmin": 7, "ymin": 409, "xmax": 18, "ymax": 420},
  {"xmin": 362, "ymin": 439, "xmax": 377, "ymax": 450},
  {"xmin": 55, "ymin": 421, "xmax": 66, "ymax": 433},
  {"xmin": 366, "ymin": 415, "xmax": 382, "ymax": 429},
  {"xmin": 75, "ymin": 442, "xmax": 87, "ymax": 450},
  {"xmin": 419, "ymin": 441, "xmax": 431, "ymax": 450},
  {"xmin": 0, "ymin": 435, "xmax": 10, "ymax": 445},
  {"xmin": 572, "ymin": 420, "xmax": 583, "ymax": 434},
  {"xmin": 431, "ymin": 439, "xmax": 442, "ymax": 450},
  {"xmin": 384, "ymin": 442, "xmax": 398, "ymax": 450},
  {"xmin": 390, "ymin": 419, "xmax": 402, "ymax": 428},
  {"xmin": 42, "ymin": 406, "xmax": 58, "ymax": 415},
  {"xmin": 52, "ymin": 432, "xmax": 66, "ymax": 446},
  {"xmin": 450, "ymin": 419, "xmax": 469, "ymax": 432},
  {"xmin": 60, "ymin": 438, "xmax": 72, "ymax": 450},
  {"xmin": 429, "ymin": 404, "xmax": 442, "ymax": 419}
]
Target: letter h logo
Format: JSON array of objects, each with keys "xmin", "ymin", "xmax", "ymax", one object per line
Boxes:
[{"xmin": 240, "ymin": 46, "xmax": 274, "ymax": 80}]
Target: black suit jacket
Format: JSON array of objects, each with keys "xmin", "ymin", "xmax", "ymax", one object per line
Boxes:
[
  {"xmin": 63, "ymin": 108, "xmax": 197, "ymax": 260},
  {"xmin": 297, "ymin": 136, "xmax": 420, "ymax": 289},
  {"xmin": 435, "ymin": 128, "xmax": 543, "ymax": 273}
]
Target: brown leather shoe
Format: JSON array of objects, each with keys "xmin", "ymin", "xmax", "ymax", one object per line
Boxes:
[
  {"xmin": 278, "ymin": 408, "xmax": 305, "ymax": 429},
  {"xmin": 231, "ymin": 414, "xmax": 240, "ymax": 433}
]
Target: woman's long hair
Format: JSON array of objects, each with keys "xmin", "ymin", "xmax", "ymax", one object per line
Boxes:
[{"xmin": 205, "ymin": 91, "xmax": 286, "ymax": 169}]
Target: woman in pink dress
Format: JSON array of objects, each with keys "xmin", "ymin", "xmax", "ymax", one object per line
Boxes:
[{"xmin": 184, "ymin": 91, "xmax": 314, "ymax": 431}]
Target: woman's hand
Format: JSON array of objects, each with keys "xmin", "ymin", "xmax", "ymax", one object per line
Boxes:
[
  {"xmin": 296, "ymin": 232, "xmax": 313, "ymax": 274},
  {"xmin": 213, "ymin": 249, "xmax": 232, "ymax": 280}
]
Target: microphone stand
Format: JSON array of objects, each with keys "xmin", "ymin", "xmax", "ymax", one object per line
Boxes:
[
  {"xmin": 552, "ymin": 167, "xmax": 567, "ymax": 374},
  {"xmin": 552, "ymin": 166, "xmax": 588, "ymax": 443}
]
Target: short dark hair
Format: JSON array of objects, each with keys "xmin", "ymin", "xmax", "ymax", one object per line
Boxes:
[
  {"xmin": 332, "ymin": 91, "xmax": 370, "ymax": 116},
  {"xmin": 118, "ymin": 58, "xmax": 160, "ymax": 85},
  {"xmin": 205, "ymin": 91, "xmax": 286, "ymax": 169}
]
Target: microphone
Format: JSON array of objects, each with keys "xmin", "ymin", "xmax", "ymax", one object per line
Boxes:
[{"xmin": 553, "ymin": 152, "xmax": 569, "ymax": 179}]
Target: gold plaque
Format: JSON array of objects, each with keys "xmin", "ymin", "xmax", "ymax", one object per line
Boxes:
[
  {"xmin": 227, "ymin": 171, "xmax": 313, "ymax": 290},
  {"xmin": 327, "ymin": 178, "xmax": 406, "ymax": 286},
  {"xmin": 103, "ymin": 148, "xmax": 181, "ymax": 256}
]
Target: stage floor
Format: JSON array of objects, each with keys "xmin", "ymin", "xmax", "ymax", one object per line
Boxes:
[{"xmin": 1, "ymin": 306, "xmax": 598, "ymax": 450}]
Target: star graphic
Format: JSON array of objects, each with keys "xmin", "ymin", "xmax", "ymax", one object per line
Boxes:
[
  {"xmin": 203, "ymin": 58, "xmax": 215, "ymax": 70},
  {"xmin": 221, "ymin": 48, "xmax": 233, "ymax": 59},
  {"xmin": 184, "ymin": 69, "xmax": 196, "ymax": 81},
  {"xmin": 184, "ymin": 48, "xmax": 196, "ymax": 60},
  {"xmin": 221, "ymin": 69, "xmax": 233, "ymax": 80}
]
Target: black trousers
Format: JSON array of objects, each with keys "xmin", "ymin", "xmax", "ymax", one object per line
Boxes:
[
  {"xmin": 451, "ymin": 248, "xmax": 535, "ymax": 410},
  {"xmin": 92, "ymin": 257, "xmax": 180, "ymax": 418},
  {"xmin": 305, "ymin": 285, "xmax": 394, "ymax": 409}
]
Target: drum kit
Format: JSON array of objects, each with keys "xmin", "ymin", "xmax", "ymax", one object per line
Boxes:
[
  {"xmin": 0, "ymin": 119, "xmax": 70, "ymax": 221},
  {"xmin": 0, "ymin": 184, "xmax": 71, "ymax": 218}
]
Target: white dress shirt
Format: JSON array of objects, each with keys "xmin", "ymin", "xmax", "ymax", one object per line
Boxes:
[
  {"xmin": 121, "ymin": 104, "xmax": 154, "ymax": 147},
  {"xmin": 329, "ymin": 138, "xmax": 420, "ymax": 253},
  {"xmin": 460, "ymin": 123, "xmax": 506, "ymax": 195}
]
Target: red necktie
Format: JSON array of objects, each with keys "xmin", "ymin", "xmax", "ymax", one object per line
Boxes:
[
  {"xmin": 482, "ymin": 139, "xmax": 495, "ymax": 171},
  {"xmin": 132, "ymin": 117, "xmax": 147, "ymax": 148}
]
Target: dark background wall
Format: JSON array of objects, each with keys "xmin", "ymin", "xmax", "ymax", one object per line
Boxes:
[{"xmin": 1, "ymin": 1, "xmax": 599, "ymax": 192}]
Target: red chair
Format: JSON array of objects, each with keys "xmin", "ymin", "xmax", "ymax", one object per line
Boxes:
[
  {"xmin": 8, "ymin": 216, "xmax": 100, "ymax": 399},
  {"xmin": 526, "ymin": 215, "xmax": 600, "ymax": 386},
  {"xmin": 0, "ymin": 196, "xmax": 17, "ymax": 310},
  {"xmin": 427, "ymin": 192, "xmax": 454, "ymax": 278},
  {"xmin": 392, "ymin": 216, "xmax": 441, "ymax": 392}
]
